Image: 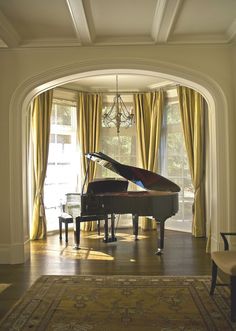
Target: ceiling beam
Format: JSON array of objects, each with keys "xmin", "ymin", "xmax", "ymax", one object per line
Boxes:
[
  {"xmin": 66, "ymin": 0, "xmax": 93, "ymax": 45},
  {"xmin": 227, "ymin": 18, "xmax": 236, "ymax": 42},
  {"xmin": 151, "ymin": 0, "xmax": 183, "ymax": 43},
  {"xmin": 0, "ymin": 10, "xmax": 21, "ymax": 48}
]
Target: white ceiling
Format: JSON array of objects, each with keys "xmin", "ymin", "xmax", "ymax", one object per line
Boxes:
[
  {"xmin": 0, "ymin": 0, "xmax": 235, "ymax": 90},
  {"xmin": 0, "ymin": 0, "xmax": 235, "ymax": 48}
]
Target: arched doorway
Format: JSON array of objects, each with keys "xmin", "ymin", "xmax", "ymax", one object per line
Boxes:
[{"xmin": 9, "ymin": 60, "xmax": 229, "ymax": 263}]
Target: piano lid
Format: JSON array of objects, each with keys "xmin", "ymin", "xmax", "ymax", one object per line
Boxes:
[{"xmin": 86, "ymin": 152, "xmax": 180, "ymax": 192}]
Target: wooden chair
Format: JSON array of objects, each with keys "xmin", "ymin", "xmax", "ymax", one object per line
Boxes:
[{"xmin": 210, "ymin": 232, "xmax": 236, "ymax": 321}]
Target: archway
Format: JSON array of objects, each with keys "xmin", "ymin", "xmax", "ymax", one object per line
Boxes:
[{"xmin": 9, "ymin": 59, "xmax": 229, "ymax": 263}]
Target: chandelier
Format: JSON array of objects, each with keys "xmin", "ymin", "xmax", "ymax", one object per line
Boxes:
[{"xmin": 102, "ymin": 75, "xmax": 134, "ymax": 134}]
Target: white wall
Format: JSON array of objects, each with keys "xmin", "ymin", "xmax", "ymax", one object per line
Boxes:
[{"xmin": 0, "ymin": 44, "xmax": 235, "ymax": 263}]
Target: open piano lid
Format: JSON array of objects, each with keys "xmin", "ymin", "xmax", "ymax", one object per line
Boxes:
[{"xmin": 86, "ymin": 152, "xmax": 180, "ymax": 192}]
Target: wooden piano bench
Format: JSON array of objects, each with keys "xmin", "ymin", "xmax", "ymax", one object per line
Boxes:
[
  {"xmin": 58, "ymin": 213, "xmax": 73, "ymax": 243},
  {"xmin": 74, "ymin": 214, "xmax": 116, "ymax": 249}
]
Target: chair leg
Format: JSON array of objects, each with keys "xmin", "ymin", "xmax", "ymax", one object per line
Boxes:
[
  {"xmin": 65, "ymin": 221, "xmax": 68, "ymax": 243},
  {"xmin": 230, "ymin": 276, "xmax": 236, "ymax": 322},
  {"xmin": 210, "ymin": 260, "xmax": 218, "ymax": 295},
  {"xmin": 59, "ymin": 218, "xmax": 62, "ymax": 240}
]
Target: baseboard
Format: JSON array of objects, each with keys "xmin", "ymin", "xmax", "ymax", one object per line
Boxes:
[{"xmin": 0, "ymin": 240, "xmax": 30, "ymax": 264}]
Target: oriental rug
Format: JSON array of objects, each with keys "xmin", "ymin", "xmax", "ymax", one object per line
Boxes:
[
  {"xmin": 0, "ymin": 284, "xmax": 9, "ymax": 295},
  {"xmin": 0, "ymin": 275, "xmax": 235, "ymax": 331}
]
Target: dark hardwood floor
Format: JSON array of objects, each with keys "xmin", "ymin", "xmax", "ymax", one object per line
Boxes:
[{"xmin": 0, "ymin": 226, "xmax": 211, "ymax": 320}]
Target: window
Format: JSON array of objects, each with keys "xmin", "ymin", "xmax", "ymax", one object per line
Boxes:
[
  {"xmin": 159, "ymin": 90, "xmax": 194, "ymax": 232},
  {"xmin": 44, "ymin": 99, "xmax": 80, "ymax": 231},
  {"xmin": 43, "ymin": 89, "xmax": 193, "ymax": 232}
]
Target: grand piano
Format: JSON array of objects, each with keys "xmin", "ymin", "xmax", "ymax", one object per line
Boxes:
[{"xmin": 74, "ymin": 152, "xmax": 180, "ymax": 254}]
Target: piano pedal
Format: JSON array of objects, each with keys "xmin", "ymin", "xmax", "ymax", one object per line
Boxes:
[
  {"xmin": 155, "ymin": 249, "xmax": 163, "ymax": 256},
  {"xmin": 103, "ymin": 237, "xmax": 117, "ymax": 243}
]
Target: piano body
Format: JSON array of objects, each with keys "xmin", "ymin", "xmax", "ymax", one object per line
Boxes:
[{"xmin": 75, "ymin": 152, "xmax": 180, "ymax": 254}]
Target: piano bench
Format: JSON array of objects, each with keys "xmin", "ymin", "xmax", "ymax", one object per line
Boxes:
[
  {"xmin": 59, "ymin": 213, "xmax": 73, "ymax": 243},
  {"xmin": 74, "ymin": 214, "xmax": 116, "ymax": 249}
]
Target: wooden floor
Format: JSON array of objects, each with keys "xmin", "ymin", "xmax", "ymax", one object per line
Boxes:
[{"xmin": 0, "ymin": 227, "xmax": 212, "ymax": 320}]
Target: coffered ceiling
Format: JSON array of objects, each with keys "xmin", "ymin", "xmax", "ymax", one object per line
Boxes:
[{"xmin": 0, "ymin": 0, "xmax": 235, "ymax": 49}]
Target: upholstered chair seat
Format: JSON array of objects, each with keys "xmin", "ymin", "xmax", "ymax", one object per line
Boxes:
[
  {"xmin": 211, "ymin": 251, "xmax": 236, "ymax": 276},
  {"xmin": 210, "ymin": 232, "xmax": 236, "ymax": 322}
]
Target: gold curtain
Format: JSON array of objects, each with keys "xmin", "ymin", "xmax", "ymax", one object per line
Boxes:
[
  {"xmin": 134, "ymin": 90, "xmax": 164, "ymax": 229},
  {"xmin": 77, "ymin": 92, "xmax": 102, "ymax": 231},
  {"xmin": 177, "ymin": 86, "xmax": 205, "ymax": 237},
  {"xmin": 31, "ymin": 90, "xmax": 53, "ymax": 240}
]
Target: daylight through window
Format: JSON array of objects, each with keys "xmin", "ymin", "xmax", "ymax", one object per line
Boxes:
[{"xmin": 44, "ymin": 99, "xmax": 80, "ymax": 231}]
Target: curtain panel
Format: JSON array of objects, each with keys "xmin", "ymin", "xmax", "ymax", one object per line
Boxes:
[
  {"xmin": 77, "ymin": 92, "xmax": 102, "ymax": 231},
  {"xmin": 31, "ymin": 90, "xmax": 53, "ymax": 240},
  {"xmin": 133, "ymin": 90, "xmax": 164, "ymax": 230},
  {"xmin": 177, "ymin": 86, "xmax": 206, "ymax": 238}
]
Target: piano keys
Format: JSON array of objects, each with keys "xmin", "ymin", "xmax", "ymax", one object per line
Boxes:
[{"xmin": 75, "ymin": 152, "xmax": 180, "ymax": 255}]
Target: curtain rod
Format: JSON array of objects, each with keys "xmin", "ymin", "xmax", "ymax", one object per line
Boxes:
[{"xmin": 57, "ymin": 84, "xmax": 177, "ymax": 95}]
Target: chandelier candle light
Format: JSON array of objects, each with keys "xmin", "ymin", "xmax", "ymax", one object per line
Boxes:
[{"xmin": 102, "ymin": 75, "xmax": 134, "ymax": 135}]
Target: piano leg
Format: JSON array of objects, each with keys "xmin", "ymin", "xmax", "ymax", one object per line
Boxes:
[
  {"xmin": 103, "ymin": 214, "xmax": 117, "ymax": 243},
  {"xmin": 103, "ymin": 215, "xmax": 109, "ymax": 242},
  {"xmin": 132, "ymin": 214, "xmax": 139, "ymax": 240},
  {"xmin": 155, "ymin": 219, "xmax": 165, "ymax": 255},
  {"xmin": 110, "ymin": 213, "xmax": 117, "ymax": 242},
  {"xmin": 97, "ymin": 220, "xmax": 101, "ymax": 236},
  {"xmin": 73, "ymin": 216, "xmax": 80, "ymax": 250}
]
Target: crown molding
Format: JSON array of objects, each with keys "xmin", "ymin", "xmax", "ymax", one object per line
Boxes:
[
  {"xmin": 168, "ymin": 33, "xmax": 229, "ymax": 44},
  {"xmin": 19, "ymin": 38, "xmax": 82, "ymax": 48},
  {"xmin": 95, "ymin": 35, "xmax": 154, "ymax": 46}
]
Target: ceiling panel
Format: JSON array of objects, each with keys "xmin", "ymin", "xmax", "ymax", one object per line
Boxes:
[
  {"xmin": 85, "ymin": 0, "xmax": 157, "ymax": 37},
  {"xmin": 0, "ymin": 0, "xmax": 76, "ymax": 39},
  {"xmin": 173, "ymin": 0, "xmax": 236, "ymax": 35}
]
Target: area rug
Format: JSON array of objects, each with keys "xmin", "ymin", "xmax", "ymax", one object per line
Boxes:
[
  {"xmin": 0, "ymin": 275, "xmax": 235, "ymax": 331},
  {"xmin": 0, "ymin": 284, "xmax": 10, "ymax": 294}
]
